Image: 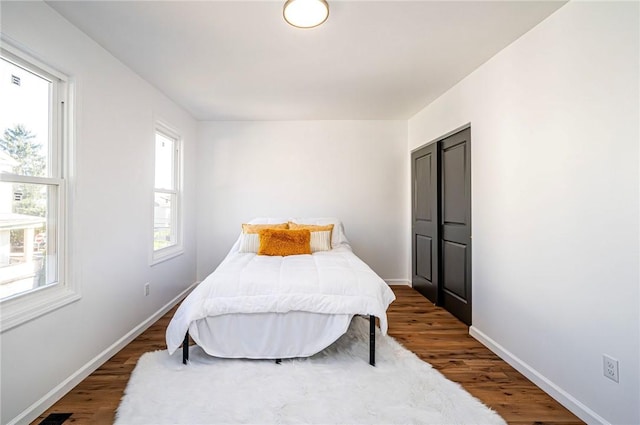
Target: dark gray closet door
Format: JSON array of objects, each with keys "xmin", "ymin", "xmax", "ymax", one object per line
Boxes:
[
  {"xmin": 411, "ymin": 142, "xmax": 439, "ymax": 304},
  {"xmin": 440, "ymin": 128, "xmax": 472, "ymax": 325}
]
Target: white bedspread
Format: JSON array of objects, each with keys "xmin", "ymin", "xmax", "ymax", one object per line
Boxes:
[{"xmin": 166, "ymin": 244, "xmax": 396, "ymax": 355}]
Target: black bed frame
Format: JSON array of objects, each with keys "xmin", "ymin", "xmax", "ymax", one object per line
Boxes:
[{"xmin": 182, "ymin": 315, "xmax": 377, "ymax": 366}]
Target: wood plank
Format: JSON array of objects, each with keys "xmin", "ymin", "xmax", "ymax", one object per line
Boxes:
[
  {"xmin": 32, "ymin": 287, "xmax": 584, "ymax": 424},
  {"xmin": 386, "ymin": 287, "xmax": 583, "ymax": 424}
]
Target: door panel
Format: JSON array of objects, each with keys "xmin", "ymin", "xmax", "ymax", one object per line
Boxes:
[
  {"xmin": 440, "ymin": 128, "xmax": 472, "ymax": 325},
  {"xmin": 442, "ymin": 241, "xmax": 467, "ymax": 299},
  {"xmin": 415, "ymin": 155, "xmax": 432, "ymax": 222},
  {"xmin": 411, "ymin": 143, "xmax": 439, "ymax": 304},
  {"xmin": 443, "ymin": 143, "xmax": 467, "ymax": 225},
  {"xmin": 415, "ymin": 235, "xmax": 432, "ymax": 281}
]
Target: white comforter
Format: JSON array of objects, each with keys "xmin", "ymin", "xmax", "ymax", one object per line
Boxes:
[{"xmin": 166, "ymin": 244, "xmax": 396, "ymax": 355}]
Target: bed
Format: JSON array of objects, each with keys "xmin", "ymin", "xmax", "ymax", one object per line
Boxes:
[{"xmin": 165, "ymin": 217, "xmax": 396, "ymax": 366}]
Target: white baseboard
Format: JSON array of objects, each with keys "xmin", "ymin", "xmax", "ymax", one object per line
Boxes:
[
  {"xmin": 8, "ymin": 281, "xmax": 199, "ymax": 425},
  {"xmin": 384, "ymin": 279, "xmax": 411, "ymax": 286},
  {"xmin": 469, "ymin": 326, "xmax": 609, "ymax": 425}
]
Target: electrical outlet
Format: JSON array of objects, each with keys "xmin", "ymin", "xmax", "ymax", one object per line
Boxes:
[
  {"xmin": 144, "ymin": 282, "xmax": 150, "ymax": 297},
  {"xmin": 603, "ymin": 354, "xmax": 619, "ymax": 383}
]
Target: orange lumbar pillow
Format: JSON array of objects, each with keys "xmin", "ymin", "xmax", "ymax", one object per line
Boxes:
[
  {"xmin": 287, "ymin": 223, "xmax": 334, "ymax": 233},
  {"xmin": 258, "ymin": 228, "xmax": 311, "ymax": 256},
  {"xmin": 241, "ymin": 223, "xmax": 289, "ymax": 233},
  {"xmin": 288, "ymin": 223, "xmax": 334, "ymax": 252}
]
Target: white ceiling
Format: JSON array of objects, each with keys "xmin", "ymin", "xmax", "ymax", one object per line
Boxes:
[{"xmin": 47, "ymin": 1, "xmax": 566, "ymax": 121}]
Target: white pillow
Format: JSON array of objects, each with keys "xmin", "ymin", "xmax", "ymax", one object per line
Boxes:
[
  {"xmin": 238, "ymin": 233, "xmax": 260, "ymax": 253},
  {"xmin": 289, "ymin": 217, "xmax": 349, "ymax": 247},
  {"xmin": 310, "ymin": 230, "xmax": 332, "ymax": 252}
]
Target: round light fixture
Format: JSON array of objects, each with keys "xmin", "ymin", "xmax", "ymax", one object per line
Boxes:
[{"xmin": 283, "ymin": 0, "xmax": 329, "ymax": 29}]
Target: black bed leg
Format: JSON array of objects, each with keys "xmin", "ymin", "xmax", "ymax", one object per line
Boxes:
[
  {"xmin": 182, "ymin": 332, "xmax": 189, "ymax": 365},
  {"xmin": 369, "ymin": 315, "xmax": 375, "ymax": 366}
]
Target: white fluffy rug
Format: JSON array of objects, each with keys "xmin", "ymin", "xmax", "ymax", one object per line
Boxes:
[{"xmin": 116, "ymin": 317, "xmax": 506, "ymax": 425}]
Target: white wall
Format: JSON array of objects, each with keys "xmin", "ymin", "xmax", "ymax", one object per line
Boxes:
[
  {"xmin": 0, "ymin": 2, "xmax": 198, "ymax": 424},
  {"xmin": 197, "ymin": 121, "xmax": 409, "ymax": 283},
  {"xmin": 408, "ymin": 2, "xmax": 639, "ymax": 424}
]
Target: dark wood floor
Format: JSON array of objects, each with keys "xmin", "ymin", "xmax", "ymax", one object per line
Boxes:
[{"xmin": 33, "ymin": 286, "xmax": 584, "ymax": 424}]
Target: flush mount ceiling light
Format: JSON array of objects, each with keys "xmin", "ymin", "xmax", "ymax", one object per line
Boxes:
[{"xmin": 283, "ymin": 0, "xmax": 329, "ymax": 29}]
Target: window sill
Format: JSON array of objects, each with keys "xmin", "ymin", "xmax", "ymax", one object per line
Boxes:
[
  {"xmin": 151, "ymin": 246, "xmax": 184, "ymax": 266},
  {"xmin": 0, "ymin": 284, "xmax": 81, "ymax": 333}
]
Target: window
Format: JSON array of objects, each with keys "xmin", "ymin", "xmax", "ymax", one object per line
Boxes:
[
  {"xmin": 152, "ymin": 123, "xmax": 182, "ymax": 263},
  {"xmin": 0, "ymin": 44, "xmax": 75, "ymax": 331}
]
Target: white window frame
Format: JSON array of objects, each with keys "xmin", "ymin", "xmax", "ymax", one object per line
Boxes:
[
  {"xmin": 151, "ymin": 121, "xmax": 183, "ymax": 264},
  {"xmin": 0, "ymin": 41, "xmax": 77, "ymax": 333}
]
